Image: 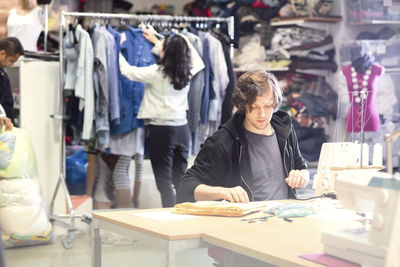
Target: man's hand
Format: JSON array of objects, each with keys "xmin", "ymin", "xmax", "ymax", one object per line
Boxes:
[
  {"xmin": 285, "ymin": 169, "xmax": 309, "ymax": 189},
  {"xmin": 218, "ymin": 186, "xmax": 249, "ymax": 203},
  {"xmin": 0, "ymin": 117, "xmax": 13, "ymax": 131}
]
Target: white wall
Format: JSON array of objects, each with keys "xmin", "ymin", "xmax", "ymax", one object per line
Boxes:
[{"xmin": 19, "ymin": 61, "xmax": 64, "ymax": 214}]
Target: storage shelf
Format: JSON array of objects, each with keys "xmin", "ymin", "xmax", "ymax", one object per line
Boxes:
[
  {"xmin": 234, "ymin": 67, "xmax": 289, "ymax": 72},
  {"xmin": 349, "ymin": 20, "xmax": 400, "ymax": 25},
  {"xmin": 295, "ymin": 69, "xmax": 329, "ymax": 76},
  {"xmin": 270, "ymin": 15, "xmax": 342, "ymax": 26},
  {"xmin": 385, "ymin": 68, "xmax": 400, "ymax": 73}
]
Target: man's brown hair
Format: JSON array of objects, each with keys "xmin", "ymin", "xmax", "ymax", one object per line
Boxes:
[{"xmin": 232, "ymin": 70, "xmax": 282, "ymax": 112}]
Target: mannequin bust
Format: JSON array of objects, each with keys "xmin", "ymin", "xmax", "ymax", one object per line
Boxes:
[
  {"xmin": 6, "ymin": 0, "xmax": 44, "ymax": 51},
  {"xmin": 342, "ymin": 49, "xmax": 384, "ymax": 133}
]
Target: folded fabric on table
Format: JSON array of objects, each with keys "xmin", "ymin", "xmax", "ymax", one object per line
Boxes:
[{"xmin": 172, "ymin": 201, "xmax": 268, "ymax": 216}]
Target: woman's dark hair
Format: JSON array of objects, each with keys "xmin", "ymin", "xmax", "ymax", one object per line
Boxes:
[
  {"xmin": 232, "ymin": 70, "xmax": 282, "ymax": 112},
  {"xmin": 159, "ymin": 33, "xmax": 192, "ymax": 90}
]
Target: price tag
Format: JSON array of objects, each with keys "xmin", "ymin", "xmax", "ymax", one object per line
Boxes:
[{"xmin": 120, "ymin": 32, "xmax": 127, "ymax": 45}]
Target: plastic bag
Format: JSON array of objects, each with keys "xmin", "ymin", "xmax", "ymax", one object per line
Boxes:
[
  {"xmin": 0, "ymin": 133, "xmax": 16, "ymax": 169},
  {"xmin": 0, "ymin": 128, "xmax": 52, "ymax": 248},
  {"xmin": 66, "ymin": 148, "xmax": 87, "ymax": 195},
  {"xmin": 0, "ymin": 128, "xmax": 38, "ymax": 179}
]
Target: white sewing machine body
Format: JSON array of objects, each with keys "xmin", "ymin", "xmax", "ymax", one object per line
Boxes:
[
  {"xmin": 322, "ymin": 170, "xmax": 400, "ymax": 267},
  {"xmin": 313, "ymin": 142, "xmax": 381, "ymax": 196}
]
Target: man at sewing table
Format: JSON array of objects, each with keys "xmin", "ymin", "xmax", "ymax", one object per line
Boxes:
[{"xmin": 178, "ymin": 70, "xmax": 310, "ymax": 204}]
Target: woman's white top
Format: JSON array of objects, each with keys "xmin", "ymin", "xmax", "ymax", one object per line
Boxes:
[
  {"xmin": 7, "ymin": 7, "xmax": 43, "ymax": 51},
  {"xmin": 119, "ymin": 54, "xmax": 190, "ymax": 126}
]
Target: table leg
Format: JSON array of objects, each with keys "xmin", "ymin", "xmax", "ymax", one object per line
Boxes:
[
  {"xmin": 165, "ymin": 239, "xmax": 208, "ymax": 267},
  {"xmin": 166, "ymin": 242, "xmax": 177, "ymax": 267},
  {"xmin": 92, "ymin": 220, "xmax": 101, "ymax": 267}
]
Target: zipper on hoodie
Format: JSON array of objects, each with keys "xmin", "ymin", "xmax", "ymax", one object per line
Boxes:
[
  {"xmin": 283, "ymin": 141, "xmax": 296, "ymax": 198},
  {"xmin": 237, "ymin": 138, "xmax": 254, "ymax": 201}
]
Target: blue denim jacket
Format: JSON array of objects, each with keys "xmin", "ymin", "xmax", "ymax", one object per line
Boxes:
[{"xmin": 110, "ymin": 26, "xmax": 155, "ymax": 135}]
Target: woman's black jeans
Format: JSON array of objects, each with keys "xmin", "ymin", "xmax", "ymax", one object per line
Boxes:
[{"xmin": 147, "ymin": 124, "xmax": 190, "ymax": 207}]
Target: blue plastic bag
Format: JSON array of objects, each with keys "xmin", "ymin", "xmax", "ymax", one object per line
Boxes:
[{"xmin": 66, "ymin": 148, "xmax": 88, "ymax": 195}]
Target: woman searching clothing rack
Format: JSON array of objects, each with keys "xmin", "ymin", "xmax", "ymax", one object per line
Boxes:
[{"xmin": 119, "ymin": 28, "xmax": 193, "ymax": 207}]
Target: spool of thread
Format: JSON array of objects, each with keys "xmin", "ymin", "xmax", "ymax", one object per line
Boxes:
[
  {"xmin": 359, "ymin": 143, "xmax": 369, "ymax": 166},
  {"xmin": 373, "ymin": 143, "xmax": 383, "ymax": 166}
]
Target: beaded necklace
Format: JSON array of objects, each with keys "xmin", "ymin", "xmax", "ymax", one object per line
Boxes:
[{"xmin": 351, "ymin": 66, "xmax": 371, "ymax": 104}]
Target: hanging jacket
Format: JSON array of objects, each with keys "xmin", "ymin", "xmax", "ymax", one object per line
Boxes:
[
  {"xmin": 210, "ymin": 29, "xmax": 236, "ymax": 125},
  {"xmin": 111, "ymin": 27, "xmax": 155, "ymax": 135},
  {"xmin": 177, "ymin": 110, "xmax": 307, "ymax": 203}
]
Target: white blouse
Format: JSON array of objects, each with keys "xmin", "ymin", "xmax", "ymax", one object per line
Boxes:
[
  {"xmin": 7, "ymin": 7, "xmax": 43, "ymax": 52},
  {"xmin": 119, "ymin": 54, "xmax": 189, "ymax": 126}
]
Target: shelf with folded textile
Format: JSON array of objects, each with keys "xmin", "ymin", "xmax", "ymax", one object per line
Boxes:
[
  {"xmin": 277, "ymin": 71, "xmax": 338, "ymax": 163},
  {"xmin": 233, "ymin": 66, "xmax": 289, "ymax": 73},
  {"xmin": 349, "ymin": 20, "xmax": 400, "ymax": 25},
  {"xmin": 270, "ymin": 14, "xmax": 342, "ymax": 27}
]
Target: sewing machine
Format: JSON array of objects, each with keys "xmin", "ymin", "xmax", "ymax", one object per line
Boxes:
[
  {"xmin": 313, "ymin": 142, "xmax": 383, "ymax": 196},
  {"xmin": 321, "ymin": 170, "xmax": 400, "ymax": 266}
]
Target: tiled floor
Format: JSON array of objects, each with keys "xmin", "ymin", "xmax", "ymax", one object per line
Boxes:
[{"xmin": 3, "ymin": 157, "xmax": 316, "ymax": 267}]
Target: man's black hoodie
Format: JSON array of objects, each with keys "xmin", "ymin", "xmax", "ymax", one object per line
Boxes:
[{"xmin": 177, "ymin": 110, "xmax": 307, "ymax": 203}]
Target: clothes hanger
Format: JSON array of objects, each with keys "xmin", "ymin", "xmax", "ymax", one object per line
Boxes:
[
  {"xmin": 68, "ymin": 23, "xmax": 78, "ymax": 44},
  {"xmin": 117, "ymin": 18, "xmax": 130, "ymax": 31}
]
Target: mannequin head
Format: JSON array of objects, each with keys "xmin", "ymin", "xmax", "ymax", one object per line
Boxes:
[{"xmin": 349, "ymin": 46, "xmax": 374, "ymax": 73}]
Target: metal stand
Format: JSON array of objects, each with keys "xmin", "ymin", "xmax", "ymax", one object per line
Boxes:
[
  {"xmin": 44, "ymin": 4, "xmax": 48, "ymax": 52},
  {"xmin": 48, "ymin": 115, "xmax": 91, "ymax": 249},
  {"xmin": 47, "ymin": 13, "xmax": 92, "ymax": 248},
  {"xmin": 0, "ymin": 225, "xmax": 5, "ymax": 267},
  {"xmin": 360, "ymin": 91, "xmax": 365, "ymax": 168}
]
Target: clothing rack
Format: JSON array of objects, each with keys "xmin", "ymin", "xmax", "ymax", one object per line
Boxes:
[
  {"xmin": 60, "ymin": 11, "xmax": 235, "ymax": 58},
  {"xmin": 50, "ymin": 10, "xmax": 235, "ymax": 249}
]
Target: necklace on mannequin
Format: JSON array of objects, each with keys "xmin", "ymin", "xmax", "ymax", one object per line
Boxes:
[{"xmin": 351, "ymin": 66, "xmax": 371, "ymax": 104}]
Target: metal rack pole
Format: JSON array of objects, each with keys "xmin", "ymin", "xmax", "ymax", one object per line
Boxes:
[
  {"xmin": 63, "ymin": 11, "xmax": 231, "ymax": 23},
  {"xmin": 44, "ymin": 4, "xmax": 49, "ymax": 52}
]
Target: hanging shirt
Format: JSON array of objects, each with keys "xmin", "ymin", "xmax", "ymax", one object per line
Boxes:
[
  {"xmin": 7, "ymin": 7, "xmax": 43, "ymax": 51},
  {"xmin": 92, "ymin": 25, "xmax": 111, "ymax": 146},
  {"xmin": 206, "ymin": 32, "xmax": 229, "ymax": 122},
  {"xmin": 181, "ymin": 30, "xmax": 205, "ymax": 133},
  {"xmin": 75, "ymin": 24, "xmax": 95, "ymax": 140},
  {"xmin": 107, "ymin": 26, "xmax": 122, "ymax": 125},
  {"xmin": 198, "ymin": 34, "xmax": 213, "ymax": 125}
]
